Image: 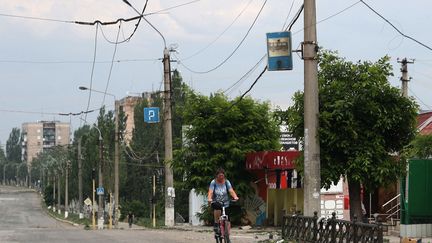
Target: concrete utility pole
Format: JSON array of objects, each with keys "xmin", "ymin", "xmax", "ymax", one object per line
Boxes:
[
  {"xmin": 163, "ymin": 47, "xmax": 175, "ymax": 226},
  {"xmin": 57, "ymin": 174, "xmax": 61, "ymax": 214},
  {"xmin": 98, "ymin": 134, "xmax": 104, "ymax": 229},
  {"xmin": 78, "ymin": 138, "xmax": 83, "ymax": 219},
  {"xmin": 114, "ymin": 100, "xmax": 120, "ymax": 228},
  {"xmin": 303, "ymin": 0, "xmax": 321, "ymax": 216},
  {"xmin": 65, "ymin": 161, "xmax": 69, "ymax": 218},
  {"xmin": 53, "ymin": 175, "xmax": 56, "ymax": 212},
  {"xmin": 398, "ymin": 58, "xmax": 414, "ymax": 98}
]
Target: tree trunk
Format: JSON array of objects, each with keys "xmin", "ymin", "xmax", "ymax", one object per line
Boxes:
[{"xmin": 348, "ymin": 179, "xmax": 363, "ymax": 221}]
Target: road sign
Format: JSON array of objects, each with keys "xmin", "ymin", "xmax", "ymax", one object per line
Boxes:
[
  {"xmin": 84, "ymin": 197, "xmax": 92, "ymax": 206},
  {"xmin": 144, "ymin": 107, "xmax": 160, "ymax": 123},
  {"xmin": 266, "ymin": 31, "xmax": 293, "ymax": 71},
  {"xmin": 96, "ymin": 187, "xmax": 104, "ymax": 195}
]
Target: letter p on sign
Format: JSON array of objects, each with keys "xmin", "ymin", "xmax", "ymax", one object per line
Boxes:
[{"xmin": 144, "ymin": 107, "xmax": 160, "ymax": 123}]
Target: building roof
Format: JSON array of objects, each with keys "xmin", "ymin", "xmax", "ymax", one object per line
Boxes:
[{"xmin": 417, "ymin": 111, "xmax": 432, "ymax": 135}]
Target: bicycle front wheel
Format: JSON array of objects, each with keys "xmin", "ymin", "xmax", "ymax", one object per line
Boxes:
[{"xmin": 223, "ymin": 221, "xmax": 231, "ymax": 243}]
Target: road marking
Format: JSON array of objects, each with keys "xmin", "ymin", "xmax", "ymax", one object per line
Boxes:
[{"xmin": 0, "ymin": 198, "xmax": 18, "ymax": 201}]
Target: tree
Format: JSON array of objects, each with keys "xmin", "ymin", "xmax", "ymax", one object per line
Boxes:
[
  {"xmin": 173, "ymin": 91, "xmax": 280, "ymax": 197},
  {"xmin": 403, "ymin": 134, "xmax": 432, "ymax": 159},
  {"xmin": 286, "ymin": 51, "xmax": 418, "ymax": 218},
  {"xmin": 6, "ymin": 128, "xmax": 22, "ymax": 163}
]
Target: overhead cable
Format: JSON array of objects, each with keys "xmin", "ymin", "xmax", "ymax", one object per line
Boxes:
[
  {"xmin": 0, "ymin": 58, "xmax": 160, "ymax": 64},
  {"xmin": 282, "ymin": 0, "xmax": 296, "ymax": 30},
  {"xmin": 101, "ymin": 22, "xmax": 122, "ymax": 106},
  {"xmin": 99, "ymin": 0, "xmax": 148, "ymax": 44},
  {"xmin": 360, "ymin": 0, "xmax": 432, "ymax": 52},
  {"xmin": 83, "ymin": 24, "xmax": 99, "ymax": 124},
  {"xmin": 0, "ymin": 0, "xmax": 199, "ymax": 26},
  {"xmin": 181, "ymin": 0, "xmax": 254, "ymax": 61},
  {"xmin": 408, "ymin": 87, "xmax": 432, "ymax": 110},
  {"xmin": 178, "ymin": 0, "xmax": 268, "ymax": 74}
]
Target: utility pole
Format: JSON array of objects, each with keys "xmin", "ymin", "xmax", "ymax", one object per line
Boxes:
[
  {"xmin": 163, "ymin": 47, "xmax": 175, "ymax": 226},
  {"xmin": 65, "ymin": 161, "xmax": 69, "ymax": 218},
  {"xmin": 92, "ymin": 168, "xmax": 96, "ymax": 230},
  {"xmin": 114, "ymin": 100, "xmax": 120, "ymax": 228},
  {"xmin": 98, "ymin": 136, "xmax": 104, "ymax": 229},
  {"xmin": 53, "ymin": 175, "xmax": 56, "ymax": 212},
  {"xmin": 398, "ymin": 58, "xmax": 414, "ymax": 98},
  {"xmin": 78, "ymin": 138, "xmax": 83, "ymax": 219},
  {"xmin": 57, "ymin": 174, "xmax": 61, "ymax": 214},
  {"xmin": 152, "ymin": 173, "xmax": 156, "ymax": 227},
  {"xmin": 303, "ymin": 0, "xmax": 321, "ymax": 216}
]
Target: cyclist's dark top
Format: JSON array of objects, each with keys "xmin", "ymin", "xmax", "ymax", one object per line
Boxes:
[{"xmin": 209, "ymin": 179, "xmax": 232, "ymax": 207}]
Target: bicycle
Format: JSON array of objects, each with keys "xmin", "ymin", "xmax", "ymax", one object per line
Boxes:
[{"xmin": 211, "ymin": 200, "xmax": 237, "ymax": 243}]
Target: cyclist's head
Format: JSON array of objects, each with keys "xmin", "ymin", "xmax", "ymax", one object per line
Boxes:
[{"xmin": 215, "ymin": 168, "xmax": 225, "ymax": 180}]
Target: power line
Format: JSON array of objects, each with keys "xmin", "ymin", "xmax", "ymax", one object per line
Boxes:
[
  {"xmin": 0, "ymin": 12, "xmax": 75, "ymax": 23},
  {"xmin": 408, "ymin": 87, "xmax": 432, "ymax": 110},
  {"xmin": 99, "ymin": 0, "xmax": 148, "ymax": 44},
  {"xmin": 226, "ymin": 66, "xmax": 267, "ymax": 112},
  {"xmin": 282, "ymin": 0, "xmax": 297, "ymax": 30},
  {"xmin": 144, "ymin": 0, "xmax": 202, "ymax": 16},
  {"xmin": 180, "ymin": 0, "xmax": 254, "ymax": 61},
  {"xmin": 359, "ymin": 0, "xmax": 432, "ymax": 52},
  {"xmin": 287, "ymin": 4, "xmax": 304, "ymax": 31},
  {"xmin": 83, "ymin": 24, "xmax": 99, "ymax": 124},
  {"xmin": 0, "ymin": 58, "xmax": 160, "ymax": 64},
  {"xmin": 222, "ymin": 4, "xmax": 303, "ymax": 98},
  {"xmin": 0, "ymin": 0, "xmax": 198, "ymax": 26},
  {"xmin": 178, "ymin": 0, "xmax": 268, "ymax": 74},
  {"xmin": 222, "ymin": 1, "xmax": 358, "ymax": 102},
  {"xmin": 101, "ymin": 22, "xmax": 122, "ymax": 106},
  {"xmin": 223, "ymin": 54, "xmax": 266, "ymax": 96},
  {"xmin": 0, "ymin": 108, "xmax": 96, "ymax": 116}
]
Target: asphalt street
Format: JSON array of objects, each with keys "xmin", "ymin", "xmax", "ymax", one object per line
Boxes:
[{"xmin": 0, "ymin": 186, "xmax": 265, "ymax": 243}]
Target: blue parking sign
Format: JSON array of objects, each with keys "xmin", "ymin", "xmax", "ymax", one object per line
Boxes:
[{"xmin": 144, "ymin": 107, "xmax": 160, "ymax": 123}]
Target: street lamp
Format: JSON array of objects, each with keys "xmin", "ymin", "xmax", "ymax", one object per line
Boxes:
[{"xmin": 79, "ymin": 86, "xmax": 119, "ymax": 229}]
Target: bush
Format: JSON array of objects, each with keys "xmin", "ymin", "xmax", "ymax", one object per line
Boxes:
[
  {"xmin": 197, "ymin": 203, "xmax": 244, "ymax": 226},
  {"xmin": 44, "ymin": 185, "xmax": 54, "ymax": 206},
  {"xmin": 120, "ymin": 200, "xmax": 147, "ymax": 221}
]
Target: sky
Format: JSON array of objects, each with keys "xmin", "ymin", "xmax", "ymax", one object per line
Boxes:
[{"xmin": 0, "ymin": 0, "xmax": 431, "ymax": 147}]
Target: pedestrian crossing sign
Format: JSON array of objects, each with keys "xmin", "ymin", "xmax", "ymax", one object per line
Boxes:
[{"xmin": 96, "ymin": 187, "xmax": 104, "ymax": 195}]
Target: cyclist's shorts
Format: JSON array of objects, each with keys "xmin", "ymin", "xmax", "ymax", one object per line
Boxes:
[{"xmin": 211, "ymin": 202, "xmax": 223, "ymax": 210}]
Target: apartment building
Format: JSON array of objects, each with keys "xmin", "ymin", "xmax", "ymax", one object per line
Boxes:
[{"xmin": 21, "ymin": 121, "xmax": 70, "ymax": 165}]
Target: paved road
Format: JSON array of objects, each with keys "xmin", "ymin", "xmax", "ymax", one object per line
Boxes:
[{"xmin": 0, "ymin": 186, "xmax": 266, "ymax": 243}]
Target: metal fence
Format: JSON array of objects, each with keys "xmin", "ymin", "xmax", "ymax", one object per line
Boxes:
[{"xmin": 282, "ymin": 212, "xmax": 383, "ymax": 243}]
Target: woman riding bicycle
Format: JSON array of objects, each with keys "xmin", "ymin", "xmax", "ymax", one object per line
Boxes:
[{"xmin": 207, "ymin": 168, "xmax": 239, "ymax": 233}]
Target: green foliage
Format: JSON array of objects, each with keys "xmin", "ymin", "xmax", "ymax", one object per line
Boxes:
[
  {"xmin": 197, "ymin": 204, "xmax": 244, "ymax": 225},
  {"xmin": 6, "ymin": 128, "xmax": 22, "ymax": 163},
  {"xmin": 173, "ymin": 91, "xmax": 280, "ymax": 197},
  {"xmin": 44, "ymin": 184, "xmax": 54, "ymax": 206},
  {"xmin": 120, "ymin": 200, "xmax": 147, "ymax": 220},
  {"xmin": 0, "ymin": 144, "xmax": 5, "ymax": 164},
  {"xmin": 402, "ymin": 134, "xmax": 432, "ymax": 159},
  {"xmin": 286, "ymin": 50, "xmax": 418, "ymax": 191}
]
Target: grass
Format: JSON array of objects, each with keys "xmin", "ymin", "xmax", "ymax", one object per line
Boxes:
[
  {"xmin": 44, "ymin": 206, "xmax": 92, "ymax": 227},
  {"xmin": 135, "ymin": 217, "xmax": 165, "ymax": 228}
]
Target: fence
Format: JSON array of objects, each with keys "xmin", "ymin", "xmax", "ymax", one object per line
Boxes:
[{"xmin": 282, "ymin": 212, "xmax": 383, "ymax": 243}]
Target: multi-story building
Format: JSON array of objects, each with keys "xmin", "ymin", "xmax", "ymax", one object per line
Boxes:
[
  {"xmin": 21, "ymin": 121, "xmax": 70, "ymax": 166},
  {"xmin": 119, "ymin": 92, "xmax": 153, "ymax": 144}
]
